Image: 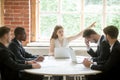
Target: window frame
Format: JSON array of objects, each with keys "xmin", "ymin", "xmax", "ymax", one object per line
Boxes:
[
  {"xmin": 0, "ymin": 0, "xmax": 4, "ymax": 27},
  {"xmin": 30, "ymin": 0, "xmax": 120, "ymax": 46}
]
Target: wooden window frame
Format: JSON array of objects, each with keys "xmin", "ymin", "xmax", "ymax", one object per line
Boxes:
[
  {"xmin": 31, "ymin": 0, "xmax": 36, "ymax": 41},
  {"xmin": 0, "ymin": 0, "xmax": 4, "ymax": 26}
]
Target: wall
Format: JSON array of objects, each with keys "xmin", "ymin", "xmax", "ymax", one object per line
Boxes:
[{"xmin": 4, "ymin": 0, "xmax": 32, "ymax": 45}]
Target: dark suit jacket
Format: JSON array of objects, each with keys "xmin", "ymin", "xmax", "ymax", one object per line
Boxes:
[
  {"xmin": 91, "ymin": 40, "xmax": 120, "ymax": 80},
  {"xmin": 87, "ymin": 35, "xmax": 110, "ymax": 64},
  {"xmin": 0, "ymin": 72, "xmax": 1, "ymax": 80},
  {"xmin": 8, "ymin": 38, "xmax": 37, "ymax": 61},
  {"xmin": 0, "ymin": 43, "xmax": 32, "ymax": 80}
]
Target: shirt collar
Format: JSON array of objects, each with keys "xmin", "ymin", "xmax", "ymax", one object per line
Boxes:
[
  {"xmin": 17, "ymin": 40, "xmax": 22, "ymax": 45},
  {"xmin": 110, "ymin": 42, "xmax": 115, "ymax": 52}
]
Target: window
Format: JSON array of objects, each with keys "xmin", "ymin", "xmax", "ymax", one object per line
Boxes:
[
  {"xmin": 106, "ymin": 0, "xmax": 120, "ymax": 37},
  {"xmin": 36, "ymin": 0, "xmax": 120, "ymax": 42}
]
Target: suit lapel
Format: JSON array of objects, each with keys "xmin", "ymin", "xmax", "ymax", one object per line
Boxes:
[
  {"xmin": 110, "ymin": 40, "xmax": 119, "ymax": 53},
  {"xmin": 96, "ymin": 35, "xmax": 105, "ymax": 56},
  {"xmin": 13, "ymin": 38, "xmax": 26, "ymax": 57}
]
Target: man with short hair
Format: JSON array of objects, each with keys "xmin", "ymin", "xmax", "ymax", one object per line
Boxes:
[
  {"xmin": 83, "ymin": 25, "xmax": 120, "ymax": 80},
  {"xmin": 83, "ymin": 29, "xmax": 110, "ymax": 65},
  {"xmin": 9, "ymin": 27, "xmax": 44, "ymax": 61},
  {"xmin": 0, "ymin": 26, "xmax": 42, "ymax": 80}
]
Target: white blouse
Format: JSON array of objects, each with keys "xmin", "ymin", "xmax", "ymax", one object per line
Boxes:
[{"xmin": 54, "ymin": 38, "xmax": 69, "ymax": 48}]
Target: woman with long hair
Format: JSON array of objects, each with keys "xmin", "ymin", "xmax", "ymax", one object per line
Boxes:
[{"xmin": 49, "ymin": 22, "xmax": 96, "ymax": 55}]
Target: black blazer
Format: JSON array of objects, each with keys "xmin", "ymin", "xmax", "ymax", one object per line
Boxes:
[
  {"xmin": 8, "ymin": 38, "xmax": 37, "ymax": 61},
  {"xmin": 91, "ymin": 40, "xmax": 120, "ymax": 79},
  {"xmin": 0, "ymin": 43, "xmax": 32, "ymax": 80},
  {"xmin": 87, "ymin": 35, "xmax": 110, "ymax": 64}
]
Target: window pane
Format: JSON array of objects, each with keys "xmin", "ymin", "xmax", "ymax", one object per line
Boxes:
[
  {"xmin": 62, "ymin": 0, "xmax": 81, "ymax": 12},
  {"xmin": 62, "ymin": 14, "xmax": 81, "ymax": 36},
  {"xmin": 106, "ymin": 14, "xmax": 120, "ymax": 38},
  {"xmin": 107, "ymin": 0, "xmax": 120, "ymax": 13},
  {"xmin": 40, "ymin": 0, "xmax": 58, "ymax": 12},
  {"xmin": 84, "ymin": 0, "xmax": 102, "ymax": 13},
  {"xmin": 39, "ymin": 15, "xmax": 57, "ymax": 39},
  {"xmin": 84, "ymin": 14, "xmax": 102, "ymax": 34}
]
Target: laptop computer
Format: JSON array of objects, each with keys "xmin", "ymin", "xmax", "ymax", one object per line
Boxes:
[
  {"xmin": 69, "ymin": 47, "xmax": 83, "ymax": 64},
  {"xmin": 54, "ymin": 47, "xmax": 70, "ymax": 59}
]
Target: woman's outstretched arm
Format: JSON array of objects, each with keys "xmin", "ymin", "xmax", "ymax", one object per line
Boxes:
[{"xmin": 67, "ymin": 22, "xmax": 96, "ymax": 42}]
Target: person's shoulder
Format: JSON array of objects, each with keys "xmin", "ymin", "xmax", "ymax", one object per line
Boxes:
[
  {"xmin": 50, "ymin": 38, "xmax": 56, "ymax": 41},
  {"xmin": 64, "ymin": 37, "xmax": 69, "ymax": 41},
  {"xmin": 101, "ymin": 40, "xmax": 110, "ymax": 47},
  {"xmin": 101, "ymin": 35, "xmax": 106, "ymax": 41},
  {"xmin": 50, "ymin": 38, "xmax": 55, "ymax": 44},
  {"xmin": 0, "ymin": 48, "xmax": 8, "ymax": 55},
  {"xmin": 50, "ymin": 38, "xmax": 56, "ymax": 42},
  {"xmin": 114, "ymin": 40, "xmax": 120, "ymax": 48},
  {"xmin": 0, "ymin": 47, "xmax": 4, "ymax": 52},
  {"xmin": 9, "ymin": 41, "xmax": 17, "ymax": 47},
  {"xmin": 8, "ymin": 41, "xmax": 19, "ymax": 50}
]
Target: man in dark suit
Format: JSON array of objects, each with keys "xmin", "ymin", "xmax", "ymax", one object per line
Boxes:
[
  {"xmin": 8, "ymin": 27, "xmax": 44, "ymax": 61},
  {"xmin": 0, "ymin": 26, "xmax": 42, "ymax": 80},
  {"xmin": 83, "ymin": 29, "xmax": 110, "ymax": 65},
  {"xmin": 83, "ymin": 25, "xmax": 120, "ymax": 80}
]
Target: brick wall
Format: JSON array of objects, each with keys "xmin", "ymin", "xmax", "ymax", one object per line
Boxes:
[{"xmin": 4, "ymin": 0, "xmax": 32, "ymax": 45}]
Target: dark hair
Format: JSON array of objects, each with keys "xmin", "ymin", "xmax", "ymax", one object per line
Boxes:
[
  {"xmin": 14, "ymin": 27, "xmax": 25, "ymax": 37},
  {"xmin": 103, "ymin": 25, "xmax": 119, "ymax": 39},
  {"xmin": 0, "ymin": 26, "xmax": 10, "ymax": 38},
  {"xmin": 83, "ymin": 29, "xmax": 97, "ymax": 38},
  {"xmin": 50, "ymin": 25, "xmax": 63, "ymax": 40}
]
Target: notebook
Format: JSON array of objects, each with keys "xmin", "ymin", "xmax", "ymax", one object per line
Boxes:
[
  {"xmin": 54, "ymin": 47, "xmax": 70, "ymax": 59},
  {"xmin": 69, "ymin": 47, "xmax": 83, "ymax": 64}
]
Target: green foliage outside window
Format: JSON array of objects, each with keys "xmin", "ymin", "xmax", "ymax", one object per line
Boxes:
[{"xmin": 39, "ymin": 0, "xmax": 120, "ymax": 39}]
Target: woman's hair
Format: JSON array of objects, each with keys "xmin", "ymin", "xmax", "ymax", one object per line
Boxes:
[{"xmin": 50, "ymin": 25, "xmax": 63, "ymax": 40}]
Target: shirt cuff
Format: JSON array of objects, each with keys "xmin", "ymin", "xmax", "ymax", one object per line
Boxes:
[
  {"xmin": 93, "ymin": 62, "xmax": 97, "ymax": 65},
  {"xmin": 90, "ymin": 64, "xmax": 93, "ymax": 68},
  {"xmin": 90, "ymin": 62, "xmax": 97, "ymax": 68}
]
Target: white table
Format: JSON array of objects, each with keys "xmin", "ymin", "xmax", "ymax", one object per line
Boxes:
[{"xmin": 24, "ymin": 56, "xmax": 101, "ymax": 80}]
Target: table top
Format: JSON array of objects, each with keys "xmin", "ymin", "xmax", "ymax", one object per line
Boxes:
[{"xmin": 24, "ymin": 56, "xmax": 101, "ymax": 76}]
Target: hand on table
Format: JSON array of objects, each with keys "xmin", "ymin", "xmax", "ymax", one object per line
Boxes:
[
  {"xmin": 32, "ymin": 63, "xmax": 41, "ymax": 69},
  {"xmin": 34, "ymin": 56, "xmax": 44, "ymax": 62},
  {"xmin": 26, "ymin": 60, "xmax": 37, "ymax": 64},
  {"xmin": 83, "ymin": 58, "xmax": 93, "ymax": 68}
]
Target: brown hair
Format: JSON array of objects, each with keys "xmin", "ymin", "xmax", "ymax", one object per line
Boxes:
[
  {"xmin": 0, "ymin": 26, "xmax": 10, "ymax": 38},
  {"xmin": 83, "ymin": 29, "xmax": 97, "ymax": 38},
  {"xmin": 50, "ymin": 25, "xmax": 63, "ymax": 40},
  {"xmin": 103, "ymin": 25, "xmax": 119, "ymax": 39}
]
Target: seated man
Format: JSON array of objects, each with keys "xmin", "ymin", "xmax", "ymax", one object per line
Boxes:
[
  {"xmin": 9, "ymin": 27, "xmax": 44, "ymax": 61},
  {"xmin": 0, "ymin": 26, "xmax": 43, "ymax": 80},
  {"xmin": 83, "ymin": 25, "xmax": 120, "ymax": 80},
  {"xmin": 83, "ymin": 29, "xmax": 110, "ymax": 65}
]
